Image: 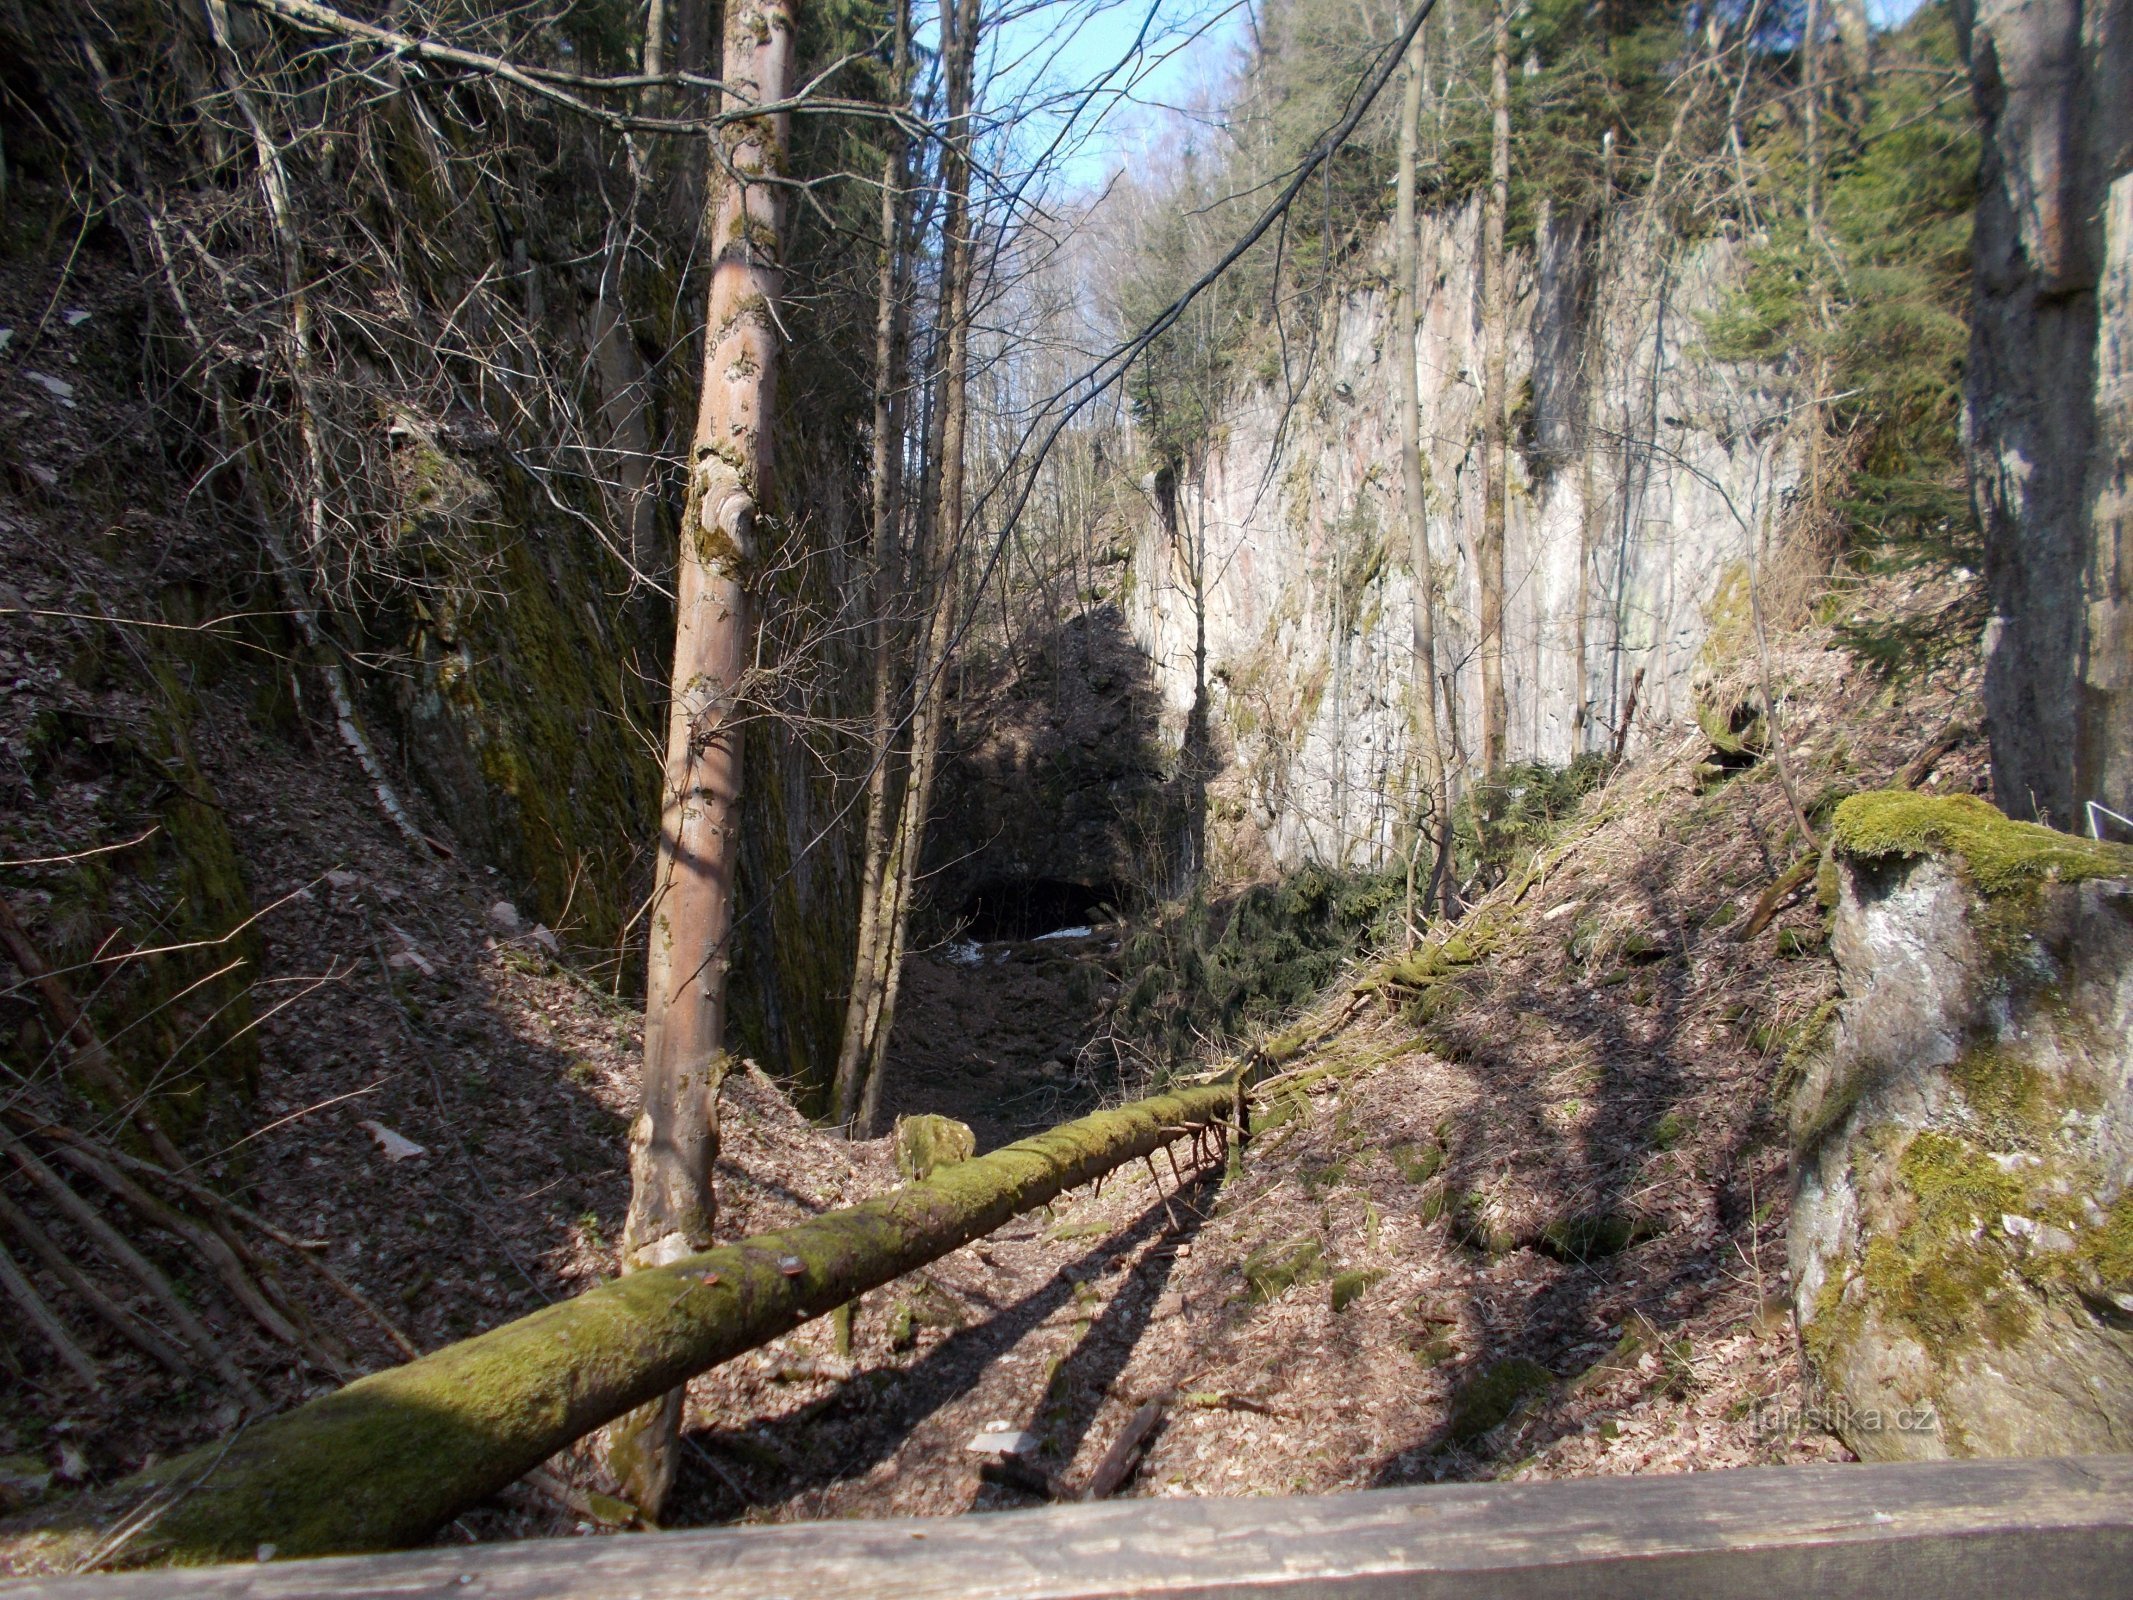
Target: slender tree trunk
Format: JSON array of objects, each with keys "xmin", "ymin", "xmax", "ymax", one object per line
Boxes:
[
  {"xmin": 642, "ymin": 0, "xmax": 670, "ymax": 78},
  {"xmin": 851, "ymin": 0, "xmax": 982, "ymax": 1137},
  {"xmin": 1478, "ymin": 0, "xmax": 1512, "ymax": 775},
  {"xmin": 611, "ymin": 0, "xmax": 794, "ymax": 1518},
  {"xmin": 1395, "ymin": 37, "xmax": 1451, "ymax": 918},
  {"xmin": 832, "ymin": 0, "xmax": 913, "ymax": 1131}
]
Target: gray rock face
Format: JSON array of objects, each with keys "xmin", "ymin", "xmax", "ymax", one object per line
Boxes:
[
  {"xmin": 1959, "ymin": 0, "xmax": 2133, "ymax": 825},
  {"xmin": 1790, "ymin": 844, "xmax": 2133, "ymax": 1459},
  {"xmin": 1124, "ymin": 201, "xmax": 1802, "ymax": 871}
]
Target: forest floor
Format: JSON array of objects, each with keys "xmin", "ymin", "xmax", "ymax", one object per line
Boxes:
[{"xmin": 0, "ymin": 247, "xmax": 1989, "ymax": 1548}]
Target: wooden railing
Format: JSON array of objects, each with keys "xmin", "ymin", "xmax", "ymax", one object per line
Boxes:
[{"xmin": 14, "ymin": 1455, "xmax": 2130, "ymax": 1598}]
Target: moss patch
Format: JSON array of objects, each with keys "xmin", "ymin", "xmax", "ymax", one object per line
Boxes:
[
  {"xmin": 1241, "ymin": 1237, "xmax": 1326, "ymax": 1301},
  {"xmin": 1391, "ymin": 1142, "xmax": 1445, "ymax": 1184},
  {"xmin": 1445, "ymin": 1358, "xmax": 1553, "ymax": 1444},
  {"xmin": 2080, "ymin": 1192, "xmax": 2133, "ymax": 1293},
  {"xmin": 1862, "ymin": 1129, "xmax": 2032, "ymax": 1351},
  {"xmin": 1329, "ymin": 1267, "xmax": 1386, "ymax": 1312},
  {"xmin": 1535, "ymin": 1212, "xmax": 1652, "ymax": 1264},
  {"xmin": 1947, "ymin": 1044, "xmax": 2058, "ymax": 1142},
  {"xmin": 1830, "ymin": 792, "xmax": 2133, "ymax": 896}
]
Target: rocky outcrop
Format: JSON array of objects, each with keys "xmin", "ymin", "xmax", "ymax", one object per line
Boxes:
[
  {"xmin": 1125, "ymin": 202, "xmax": 1801, "ymax": 870},
  {"xmin": 1960, "ymin": 0, "xmax": 2133, "ymax": 826},
  {"xmin": 1789, "ymin": 792, "xmax": 2133, "ymax": 1459}
]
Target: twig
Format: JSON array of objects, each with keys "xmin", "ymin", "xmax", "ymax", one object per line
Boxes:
[
  {"xmin": 32, "ymin": 1119, "xmax": 419, "ymax": 1360},
  {"xmin": 1736, "ymin": 855, "xmax": 1817, "ymax": 943},
  {"xmin": 0, "ymin": 1235, "xmax": 103, "ymax": 1390},
  {"xmin": 0, "ymin": 1125, "xmax": 264, "ymax": 1405},
  {"xmin": 0, "ymin": 1187, "xmax": 192, "ymax": 1376},
  {"xmin": 44, "ymin": 1137, "xmax": 347, "ymax": 1373}
]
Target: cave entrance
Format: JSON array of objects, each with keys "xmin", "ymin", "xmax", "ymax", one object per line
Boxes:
[{"xmin": 958, "ymin": 877, "xmax": 1124, "ymax": 942}]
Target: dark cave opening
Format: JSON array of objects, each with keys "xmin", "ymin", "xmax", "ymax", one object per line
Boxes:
[{"xmin": 957, "ymin": 877, "xmax": 1124, "ymax": 942}]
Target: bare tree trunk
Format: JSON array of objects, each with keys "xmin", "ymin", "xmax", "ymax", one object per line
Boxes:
[
  {"xmin": 832, "ymin": 0, "xmax": 912, "ymax": 1131},
  {"xmin": 642, "ymin": 0, "xmax": 670, "ymax": 78},
  {"xmin": 1395, "ymin": 35, "xmax": 1451, "ymax": 919},
  {"xmin": 851, "ymin": 0, "xmax": 983, "ymax": 1138},
  {"xmin": 1477, "ymin": 0, "xmax": 1512, "ymax": 775},
  {"xmin": 611, "ymin": 0, "xmax": 794, "ymax": 1518}
]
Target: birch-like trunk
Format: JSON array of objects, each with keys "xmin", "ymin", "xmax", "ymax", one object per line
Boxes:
[
  {"xmin": 612, "ymin": 0, "xmax": 793, "ymax": 1518},
  {"xmin": 1477, "ymin": 0, "xmax": 1512, "ymax": 775}
]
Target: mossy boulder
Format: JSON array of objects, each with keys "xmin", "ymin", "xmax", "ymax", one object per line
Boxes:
[
  {"xmin": 893, "ymin": 1114, "xmax": 977, "ymax": 1180},
  {"xmin": 1789, "ymin": 795, "xmax": 2133, "ymax": 1460},
  {"xmin": 1830, "ymin": 791, "xmax": 2133, "ymax": 897}
]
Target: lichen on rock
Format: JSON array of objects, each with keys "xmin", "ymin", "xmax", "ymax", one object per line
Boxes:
[{"xmin": 1789, "ymin": 792, "xmax": 2133, "ymax": 1460}]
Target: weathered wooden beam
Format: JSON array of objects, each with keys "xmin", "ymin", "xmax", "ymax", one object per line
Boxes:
[
  {"xmin": 7, "ymin": 1083, "xmax": 1235, "ymax": 1569},
  {"xmin": 11, "ymin": 1456, "xmax": 2130, "ymax": 1599}
]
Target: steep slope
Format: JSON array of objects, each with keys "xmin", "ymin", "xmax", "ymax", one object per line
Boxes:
[{"xmin": 548, "ymin": 569, "xmax": 1987, "ymax": 1525}]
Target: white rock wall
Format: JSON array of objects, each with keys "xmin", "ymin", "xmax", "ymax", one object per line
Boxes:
[{"xmin": 1124, "ymin": 199, "xmax": 1801, "ymax": 871}]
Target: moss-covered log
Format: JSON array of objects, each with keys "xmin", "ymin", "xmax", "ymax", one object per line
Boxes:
[{"xmin": 23, "ymin": 1082, "xmax": 1236, "ymax": 1567}]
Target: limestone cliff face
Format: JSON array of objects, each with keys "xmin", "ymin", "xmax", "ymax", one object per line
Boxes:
[
  {"xmin": 1124, "ymin": 200, "xmax": 1803, "ymax": 871},
  {"xmin": 1960, "ymin": 0, "xmax": 2133, "ymax": 826}
]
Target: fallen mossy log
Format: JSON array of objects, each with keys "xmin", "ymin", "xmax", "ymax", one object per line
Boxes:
[{"xmin": 17, "ymin": 1082, "xmax": 1238, "ymax": 1569}]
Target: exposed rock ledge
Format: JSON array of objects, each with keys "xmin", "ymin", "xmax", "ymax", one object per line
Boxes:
[{"xmin": 1790, "ymin": 793, "xmax": 2133, "ymax": 1459}]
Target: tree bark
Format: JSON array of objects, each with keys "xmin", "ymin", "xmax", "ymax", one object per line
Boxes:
[
  {"xmin": 831, "ymin": 0, "xmax": 912, "ymax": 1131},
  {"xmin": 43, "ymin": 1083, "xmax": 1237, "ymax": 1565},
  {"xmin": 848, "ymin": 0, "xmax": 982, "ymax": 1137},
  {"xmin": 613, "ymin": 0, "xmax": 794, "ymax": 1518},
  {"xmin": 1395, "ymin": 35, "xmax": 1451, "ymax": 918},
  {"xmin": 1477, "ymin": 0, "xmax": 1512, "ymax": 776}
]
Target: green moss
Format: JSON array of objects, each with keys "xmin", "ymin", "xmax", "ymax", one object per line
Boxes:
[
  {"xmin": 1535, "ymin": 1212, "xmax": 1651, "ymax": 1264},
  {"xmin": 1250, "ymin": 1092, "xmax": 1304, "ymax": 1136},
  {"xmin": 1947, "ymin": 1044, "xmax": 2056, "ymax": 1141},
  {"xmin": 1329, "ymin": 1267, "xmax": 1386, "ymax": 1313},
  {"xmin": 2080, "ymin": 1192, "xmax": 2133, "ymax": 1291},
  {"xmin": 1391, "ymin": 1142, "xmax": 1444, "ymax": 1184},
  {"xmin": 1803, "ymin": 1272, "xmax": 1868, "ymax": 1373},
  {"xmin": 1775, "ymin": 925, "xmax": 1826, "ymax": 958},
  {"xmin": 1649, "ymin": 1111, "xmax": 1689, "ymax": 1150},
  {"xmin": 1773, "ymin": 999, "xmax": 1841, "ymax": 1107},
  {"xmin": 1241, "ymin": 1237, "xmax": 1326, "ymax": 1301},
  {"xmin": 1445, "ymin": 1358, "xmax": 1553, "ymax": 1444},
  {"xmin": 1449, "ymin": 1193, "xmax": 1517, "ymax": 1256},
  {"xmin": 1303, "ymin": 1156, "xmax": 1353, "ymax": 1195},
  {"xmin": 1830, "ymin": 792, "xmax": 2133, "ymax": 896},
  {"xmin": 1864, "ymin": 1129, "xmax": 2033, "ymax": 1351},
  {"xmin": 1409, "ymin": 1331, "xmax": 1458, "ymax": 1366},
  {"xmin": 1375, "ymin": 920, "xmax": 1498, "ymax": 992},
  {"xmin": 894, "ymin": 1114, "xmax": 976, "ymax": 1181}
]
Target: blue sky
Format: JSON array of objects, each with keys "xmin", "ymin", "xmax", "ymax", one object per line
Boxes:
[{"xmin": 983, "ymin": 0, "xmax": 1250, "ymax": 193}]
